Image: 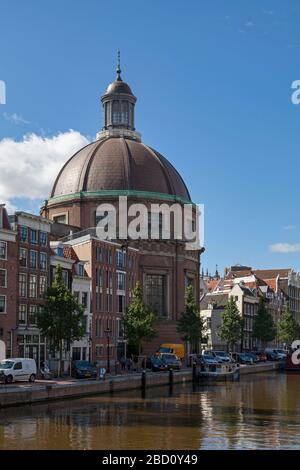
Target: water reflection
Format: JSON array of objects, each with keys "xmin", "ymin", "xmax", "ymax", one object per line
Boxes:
[{"xmin": 0, "ymin": 372, "xmax": 299, "ymax": 449}]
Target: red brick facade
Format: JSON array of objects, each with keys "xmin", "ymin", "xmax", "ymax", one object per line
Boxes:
[{"xmin": 0, "ymin": 206, "xmax": 18, "ymax": 357}]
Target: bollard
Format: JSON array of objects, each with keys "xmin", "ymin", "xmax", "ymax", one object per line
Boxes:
[
  {"xmin": 141, "ymin": 370, "xmax": 146, "ymax": 391},
  {"xmin": 192, "ymin": 361, "xmax": 197, "ymax": 383},
  {"xmin": 169, "ymin": 368, "xmax": 174, "ymax": 386}
]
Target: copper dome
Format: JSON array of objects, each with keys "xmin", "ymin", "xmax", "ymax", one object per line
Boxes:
[
  {"xmin": 51, "ymin": 137, "xmax": 191, "ymax": 201},
  {"xmin": 105, "ymin": 80, "xmax": 133, "ymax": 95}
]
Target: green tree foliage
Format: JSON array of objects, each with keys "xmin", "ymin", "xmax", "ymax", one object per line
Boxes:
[
  {"xmin": 177, "ymin": 284, "xmax": 206, "ymax": 353},
  {"xmin": 253, "ymin": 297, "xmax": 276, "ymax": 347},
  {"xmin": 218, "ymin": 296, "xmax": 243, "ymax": 351},
  {"xmin": 37, "ymin": 265, "xmax": 85, "ymax": 375},
  {"xmin": 277, "ymin": 304, "xmax": 300, "ymax": 345},
  {"xmin": 123, "ymin": 281, "xmax": 157, "ymax": 355}
]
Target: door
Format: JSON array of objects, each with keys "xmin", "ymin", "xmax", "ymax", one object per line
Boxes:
[{"xmin": 13, "ymin": 361, "xmax": 26, "ymax": 381}]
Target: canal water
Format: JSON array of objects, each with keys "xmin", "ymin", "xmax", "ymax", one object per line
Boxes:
[{"xmin": 0, "ymin": 372, "xmax": 299, "ymax": 450}]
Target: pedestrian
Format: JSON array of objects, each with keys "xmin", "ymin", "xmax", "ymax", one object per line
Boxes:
[
  {"xmin": 120, "ymin": 355, "xmax": 126, "ymax": 372},
  {"xmin": 126, "ymin": 357, "xmax": 132, "ymax": 372}
]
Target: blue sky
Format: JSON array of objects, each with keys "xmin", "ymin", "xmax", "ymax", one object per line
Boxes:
[{"xmin": 1, "ymin": 0, "xmax": 300, "ymax": 274}]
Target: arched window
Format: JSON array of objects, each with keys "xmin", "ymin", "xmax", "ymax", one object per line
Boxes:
[
  {"xmin": 121, "ymin": 101, "xmax": 128, "ymax": 125},
  {"xmin": 112, "ymin": 101, "xmax": 121, "ymax": 125},
  {"xmin": 104, "ymin": 103, "xmax": 108, "ymax": 127}
]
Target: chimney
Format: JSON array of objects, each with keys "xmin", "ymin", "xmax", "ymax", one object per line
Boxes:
[{"xmin": 0, "ymin": 204, "xmax": 5, "ymax": 229}]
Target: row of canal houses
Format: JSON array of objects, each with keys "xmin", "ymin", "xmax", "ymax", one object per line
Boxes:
[
  {"xmin": 200, "ymin": 265, "xmax": 300, "ymax": 351},
  {"xmin": 0, "ymin": 204, "xmax": 139, "ymax": 370}
]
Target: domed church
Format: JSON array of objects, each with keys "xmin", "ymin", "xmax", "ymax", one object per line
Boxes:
[{"xmin": 41, "ymin": 55, "xmax": 201, "ymax": 356}]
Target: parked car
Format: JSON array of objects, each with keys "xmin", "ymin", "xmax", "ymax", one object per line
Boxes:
[
  {"xmin": 254, "ymin": 351, "xmax": 267, "ymax": 362},
  {"xmin": 150, "ymin": 356, "xmax": 168, "ymax": 372},
  {"xmin": 265, "ymin": 348, "xmax": 287, "ymax": 361},
  {"xmin": 200, "ymin": 356, "xmax": 219, "ymax": 365},
  {"xmin": 230, "ymin": 352, "xmax": 253, "ymax": 365},
  {"xmin": 160, "ymin": 353, "xmax": 181, "ymax": 370},
  {"xmin": 272, "ymin": 349, "xmax": 287, "ymax": 360},
  {"xmin": 247, "ymin": 352, "xmax": 259, "ymax": 363},
  {"xmin": 0, "ymin": 358, "xmax": 37, "ymax": 384},
  {"xmin": 213, "ymin": 351, "xmax": 232, "ymax": 363},
  {"xmin": 265, "ymin": 350, "xmax": 279, "ymax": 361},
  {"xmin": 71, "ymin": 360, "xmax": 97, "ymax": 379},
  {"xmin": 202, "ymin": 350, "xmax": 223, "ymax": 363}
]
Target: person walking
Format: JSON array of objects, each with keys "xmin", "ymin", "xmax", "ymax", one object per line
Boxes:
[{"xmin": 120, "ymin": 356, "xmax": 126, "ymax": 373}]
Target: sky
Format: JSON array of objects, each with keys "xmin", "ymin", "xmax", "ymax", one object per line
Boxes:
[{"xmin": 1, "ymin": 0, "xmax": 300, "ymax": 275}]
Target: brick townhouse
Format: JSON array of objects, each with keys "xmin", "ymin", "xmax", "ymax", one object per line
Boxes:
[
  {"xmin": 9, "ymin": 212, "xmax": 52, "ymax": 367},
  {"xmin": 0, "ymin": 205, "xmax": 18, "ymax": 357},
  {"xmin": 62, "ymin": 229, "xmax": 139, "ymax": 365}
]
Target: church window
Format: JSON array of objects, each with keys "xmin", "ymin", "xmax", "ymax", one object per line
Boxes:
[{"xmin": 145, "ymin": 274, "xmax": 166, "ymax": 317}]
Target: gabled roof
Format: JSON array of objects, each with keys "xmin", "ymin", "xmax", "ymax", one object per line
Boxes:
[
  {"xmin": 205, "ymin": 279, "xmax": 221, "ymax": 293},
  {"xmin": 238, "ymin": 284, "xmax": 256, "ymax": 297},
  {"xmin": 200, "ymin": 293, "xmax": 228, "ymax": 310},
  {"xmin": 63, "ymin": 245, "xmax": 79, "ymax": 262},
  {"xmin": 253, "ymin": 269, "xmax": 290, "ymax": 279}
]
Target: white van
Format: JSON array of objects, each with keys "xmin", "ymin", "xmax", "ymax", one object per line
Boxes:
[{"xmin": 0, "ymin": 358, "xmax": 37, "ymax": 384}]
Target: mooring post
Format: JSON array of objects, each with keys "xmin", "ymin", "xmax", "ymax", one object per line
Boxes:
[
  {"xmin": 141, "ymin": 370, "xmax": 146, "ymax": 391},
  {"xmin": 192, "ymin": 361, "xmax": 197, "ymax": 383},
  {"xmin": 169, "ymin": 368, "xmax": 174, "ymax": 387}
]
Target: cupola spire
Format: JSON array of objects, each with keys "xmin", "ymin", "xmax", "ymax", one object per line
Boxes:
[{"xmin": 116, "ymin": 49, "xmax": 122, "ymax": 81}]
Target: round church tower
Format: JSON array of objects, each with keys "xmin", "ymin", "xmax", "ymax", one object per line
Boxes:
[{"xmin": 41, "ymin": 55, "xmax": 200, "ymax": 353}]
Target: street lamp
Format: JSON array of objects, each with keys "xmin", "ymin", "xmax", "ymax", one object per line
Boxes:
[{"xmin": 104, "ymin": 327, "xmax": 111, "ymax": 374}]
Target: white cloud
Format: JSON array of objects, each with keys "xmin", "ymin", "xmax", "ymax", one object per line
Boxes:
[
  {"xmin": 270, "ymin": 243, "xmax": 300, "ymax": 253},
  {"xmin": 262, "ymin": 9, "xmax": 274, "ymax": 16},
  {"xmin": 245, "ymin": 21, "xmax": 254, "ymax": 27},
  {"xmin": 3, "ymin": 112, "xmax": 30, "ymax": 125},
  {"xmin": 283, "ymin": 225, "xmax": 294, "ymax": 231},
  {"xmin": 0, "ymin": 130, "xmax": 90, "ymax": 212}
]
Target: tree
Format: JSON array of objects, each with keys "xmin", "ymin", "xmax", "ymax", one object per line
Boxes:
[
  {"xmin": 253, "ymin": 297, "xmax": 276, "ymax": 348},
  {"xmin": 218, "ymin": 296, "xmax": 243, "ymax": 351},
  {"xmin": 123, "ymin": 281, "xmax": 157, "ymax": 355},
  {"xmin": 177, "ymin": 284, "xmax": 206, "ymax": 354},
  {"xmin": 37, "ymin": 265, "xmax": 85, "ymax": 376},
  {"xmin": 277, "ymin": 304, "xmax": 300, "ymax": 346}
]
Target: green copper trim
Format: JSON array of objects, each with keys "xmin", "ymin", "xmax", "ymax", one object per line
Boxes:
[{"xmin": 47, "ymin": 189, "xmax": 194, "ymax": 206}]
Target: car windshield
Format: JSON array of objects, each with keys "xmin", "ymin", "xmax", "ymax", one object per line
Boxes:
[
  {"xmin": 203, "ymin": 351, "xmax": 213, "ymax": 357},
  {"xmin": 215, "ymin": 352, "xmax": 228, "ymax": 357},
  {"xmin": 0, "ymin": 361, "xmax": 14, "ymax": 369},
  {"xmin": 73, "ymin": 361, "xmax": 91, "ymax": 368},
  {"xmin": 275, "ymin": 350, "xmax": 285, "ymax": 354}
]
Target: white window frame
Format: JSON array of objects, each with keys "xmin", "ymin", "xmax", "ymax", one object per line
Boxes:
[
  {"xmin": 39, "ymin": 252, "xmax": 48, "ymax": 271},
  {"xmin": 0, "ymin": 295, "xmax": 6, "ymax": 314},
  {"xmin": 19, "ymin": 273, "xmax": 27, "ymax": 298},
  {"xmin": 29, "ymin": 249, "xmax": 38, "ymax": 269},
  {"xmin": 0, "ymin": 268, "xmax": 7, "ymax": 288},
  {"xmin": 18, "ymin": 304, "xmax": 27, "ymax": 324},
  {"xmin": 0, "ymin": 241, "xmax": 7, "ymax": 260},
  {"xmin": 29, "ymin": 274, "xmax": 37, "ymax": 298}
]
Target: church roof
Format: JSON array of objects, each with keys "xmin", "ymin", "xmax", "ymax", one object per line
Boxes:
[{"xmin": 50, "ymin": 137, "xmax": 191, "ymax": 202}]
